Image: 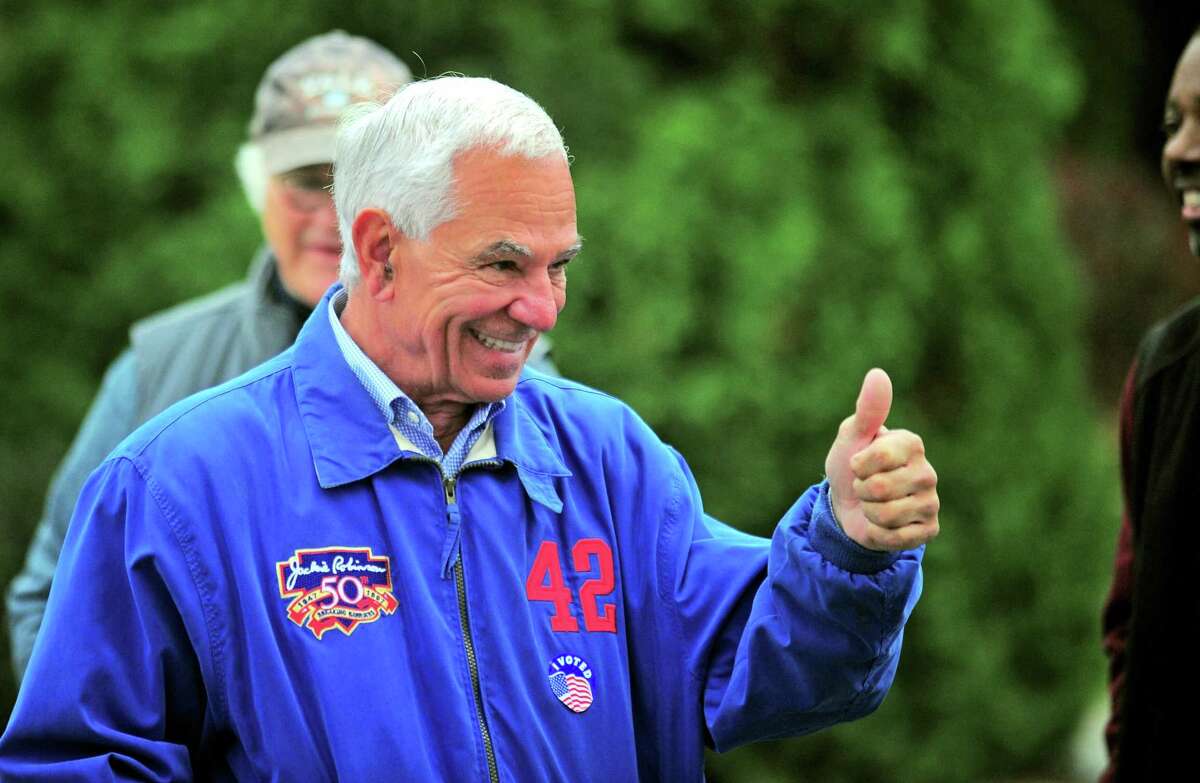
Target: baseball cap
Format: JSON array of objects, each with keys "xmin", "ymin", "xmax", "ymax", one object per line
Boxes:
[{"xmin": 248, "ymin": 31, "xmax": 413, "ymax": 176}]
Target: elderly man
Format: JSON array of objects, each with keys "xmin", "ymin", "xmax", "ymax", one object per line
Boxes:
[
  {"xmin": 5, "ymin": 32, "xmax": 544, "ymax": 682},
  {"xmin": 0, "ymin": 77, "xmax": 937, "ymax": 780}
]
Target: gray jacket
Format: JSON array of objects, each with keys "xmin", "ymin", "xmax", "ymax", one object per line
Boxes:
[
  {"xmin": 5, "ymin": 250, "xmax": 302, "ymax": 679},
  {"xmin": 131, "ymin": 249, "xmax": 302, "ymax": 424}
]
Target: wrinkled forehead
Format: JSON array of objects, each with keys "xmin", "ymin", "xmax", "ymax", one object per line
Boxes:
[{"xmin": 446, "ymin": 148, "xmax": 577, "ymax": 232}]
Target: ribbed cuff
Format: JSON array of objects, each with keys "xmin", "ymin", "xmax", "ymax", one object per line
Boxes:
[{"xmin": 810, "ymin": 481, "xmax": 902, "ymax": 574}]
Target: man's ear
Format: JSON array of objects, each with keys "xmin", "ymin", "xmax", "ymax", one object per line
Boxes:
[{"xmin": 351, "ymin": 208, "xmax": 400, "ymax": 298}]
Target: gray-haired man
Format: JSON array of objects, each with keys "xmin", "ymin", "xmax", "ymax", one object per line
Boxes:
[{"xmin": 0, "ymin": 75, "xmax": 935, "ymax": 780}]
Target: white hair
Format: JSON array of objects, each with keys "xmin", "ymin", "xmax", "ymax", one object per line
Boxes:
[
  {"xmin": 333, "ymin": 76, "xmax": 569, "ymax": 289},
  {"xmin": 234, "ymin": 143, "xmax": 267, "ymax": 213}
]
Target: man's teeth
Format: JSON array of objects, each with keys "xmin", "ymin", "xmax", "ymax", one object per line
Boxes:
[
  {"xmin": 474, "ymin": 331, "xmax": 526, "ymax": 351},
  {"xmin": 1185, "ymin": 190, "xmax": 1200, "ymax": 208}
]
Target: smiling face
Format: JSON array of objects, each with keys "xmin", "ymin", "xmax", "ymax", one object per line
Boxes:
[
  {"xmin": 1163, "ymin": 34, "xmax": 1200, "ymax": 256},
  {"xmin": 261, "ymin": 163, "xmax": 343, "ymax": 306},
  {"xmin": 378, "ymin": 148, "xmax": 580, "ymax": 408}
]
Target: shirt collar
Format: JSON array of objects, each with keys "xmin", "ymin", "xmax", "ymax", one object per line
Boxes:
[
  {"xmin": 292, "ymin": 284, "xmax": 570, "ymax": 509},
  {"xmin": 327, "ymin": 287, "xmax": 504, "ymax": 474}
]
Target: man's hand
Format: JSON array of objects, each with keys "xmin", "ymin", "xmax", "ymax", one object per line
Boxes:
[{"xmin": 823, "ymin": 368, "xmax": 940, "ymax": 552}]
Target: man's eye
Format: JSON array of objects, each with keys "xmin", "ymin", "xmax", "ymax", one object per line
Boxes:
[
  {"xmin": 1164, "ymin": 113, "xmax": 1182, "ymax": 138},
  {"xmin": 488, "ymin": 260, "xmax": 519, "ymax": 272}
]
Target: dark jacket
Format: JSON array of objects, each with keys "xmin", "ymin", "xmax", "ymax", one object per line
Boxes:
[{"xmin": 1103, "ymin": 298, "xmax": 1200, "ymax": 781}]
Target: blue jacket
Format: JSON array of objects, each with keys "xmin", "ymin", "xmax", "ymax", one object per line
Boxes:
[{"xmin": 0, "ymin": 288, "xmax": 923, "ymax": 781}]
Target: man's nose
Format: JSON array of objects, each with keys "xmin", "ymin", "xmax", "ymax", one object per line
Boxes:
[{"xmin": 508, "ymin": 272, "xmax": 562, "ymax": 333}]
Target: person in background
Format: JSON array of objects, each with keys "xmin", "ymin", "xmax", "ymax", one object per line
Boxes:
[
  {"xmin": 5, "ymin": 31, "xmax": 472, "ymax": 681},
  {"xmin": 1101, "ymin": 25, "xmax": 1200, "ymax": 782}
]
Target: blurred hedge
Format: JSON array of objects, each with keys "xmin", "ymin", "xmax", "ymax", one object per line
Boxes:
[{"xmin": 0, "ymin": 1, "xmax": 1115, "ymax": 780}]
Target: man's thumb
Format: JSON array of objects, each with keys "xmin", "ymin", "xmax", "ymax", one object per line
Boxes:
[{"xmin": 852, "ymin": 368, "xmax": 892, "ymax": 440}]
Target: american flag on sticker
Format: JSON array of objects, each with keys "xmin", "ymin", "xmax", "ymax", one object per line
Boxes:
[{"xmin": 547, "ymin": 654, "xmax": 595, "ymax": 713}]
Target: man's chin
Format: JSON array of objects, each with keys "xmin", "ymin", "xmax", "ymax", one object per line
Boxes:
[{"xmin": 459, "ymin": 371, "xmax": 521, "ymax": 404}]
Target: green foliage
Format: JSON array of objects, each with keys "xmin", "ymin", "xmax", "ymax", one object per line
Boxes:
[{"xmin": 0, "ymin": 1, "xmax": 1115, "ymax": 780}]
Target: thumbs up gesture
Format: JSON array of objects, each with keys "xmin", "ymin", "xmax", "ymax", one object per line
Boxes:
[{"xmin": 823, "ymin": 368, "xmax": 940, "ymax": 552}]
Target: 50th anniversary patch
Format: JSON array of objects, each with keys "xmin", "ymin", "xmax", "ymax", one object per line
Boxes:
[{"xmin": 276, "ymin": 546, "xmax": 398, "ymax": 639}]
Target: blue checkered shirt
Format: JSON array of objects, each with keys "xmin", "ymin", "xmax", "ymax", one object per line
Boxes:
[{"xmin": 328, "ymin": 288, "xmax": 504, "ymax": 478}]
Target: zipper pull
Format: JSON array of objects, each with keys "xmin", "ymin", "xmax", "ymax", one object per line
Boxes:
[{"xmin": 440, "ymin": 478, "xmax": 463, "ymax": 579}]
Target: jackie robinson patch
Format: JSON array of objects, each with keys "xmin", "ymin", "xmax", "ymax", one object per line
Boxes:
[{"xmin": 276, "ymin": 546, "xmax": 397, "ymax": 639}]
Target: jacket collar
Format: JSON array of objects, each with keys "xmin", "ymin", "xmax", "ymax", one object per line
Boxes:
[
  {"xmin": 292, "ymin": 285, "xmax": 570, "ymax": 511},
  {"xmin": 492, "ymin": 394, "xmax": 572, "ymax": 513}
]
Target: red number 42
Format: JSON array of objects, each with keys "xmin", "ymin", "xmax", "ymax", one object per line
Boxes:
[{"xmin": 524, "ymin": 539, "xmax": 616, "ymax": 633}]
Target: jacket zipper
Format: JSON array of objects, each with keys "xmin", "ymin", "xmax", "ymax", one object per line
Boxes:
[{"xmin": 443, "ymin": 473, "xmax": 501, "ymax": 783}]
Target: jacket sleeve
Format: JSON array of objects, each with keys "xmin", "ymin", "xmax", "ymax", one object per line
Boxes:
[
  {"xmin": 0, "ymin": 455, "xmax": 207, "ymax": 781},
  {"xmin": 5, "ymin": 349, "xmax": 140, "ymax": 681},
  {"xmin": 1100, "ymin": 361, "xmax": 1139, "ymax": 782},
  {"xmin": 657, "ymin": 448, "xmax": 923, "ymax": 752}
]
